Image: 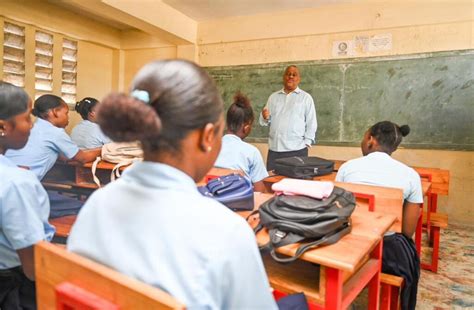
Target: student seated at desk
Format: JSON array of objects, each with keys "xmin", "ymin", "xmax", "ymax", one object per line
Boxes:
[
  {"xmin": 67, "ymin": 60, "xmax": 276, "ymax": 309},
  {"xmin": 214, "ymin": 92, "xmax": 268, "ymax": 192},
  {"xmin": 5, "ymin": 95, "xmax": 101, "ymax": 218},
  {"xmin": 71, "ymin": 97, "xmax": 111, "ymax": 149},
  {"xmin": 336, "ymin": 121, "xmax": 422, "ymax": 310},
  {"xmin": 0, "ymin": 82, "xmax": 55, "ymax": 308}
]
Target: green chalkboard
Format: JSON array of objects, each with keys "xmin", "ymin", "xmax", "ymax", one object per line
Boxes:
[{"xmin": 206, "ymin": 50, "xmax": 474, "ymax": 150}]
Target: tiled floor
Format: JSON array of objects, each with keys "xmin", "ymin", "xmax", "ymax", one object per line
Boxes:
[
  {"xmin": 417, "ymin": 223, "xmax": 474, "ymax": 309},
  {"xmin": 353, "ymin": 223, "xmax": 474, "ymax": 309}
]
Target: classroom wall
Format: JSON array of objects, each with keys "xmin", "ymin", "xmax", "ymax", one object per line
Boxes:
[
  {"xmin": 122, "ymin": 47, "xmax": 177, "ymax": 90},
  {"xmin": 68, "ymin": 41, "xmax": 120, "ymax": 133},
  {"xmin": 198, "ymin": 1, "xmax": 473, "ymax": 66},
  {"xmin": 197, "ymin": 1, "xmax": 473, "ymax": 225}
]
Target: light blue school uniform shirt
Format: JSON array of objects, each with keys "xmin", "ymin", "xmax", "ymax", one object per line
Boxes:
[
  {"xmin": 336, "ymin": 152, "xmax": 423, "ymax": 203},
  {"xmin": 259, "ymin": 86, "xmax": 317, "ymax": 152},
  {"xmin": 214, "ymin": 134, "xmax": 269, "ymax": 183},
  {"xmin": 5, "ymin": 118, "xmax": 79, "ymax": 180},
  {"xmin": 71, "ymin": 120, "xmax": 111, "ymax": 149},
  {"xmin": 67, "ymin": 162, "xmax": 277, "ymax": 310},
  {"xmin": 0, "ymin": 155, "xmax": 55, "ymax": 269}
]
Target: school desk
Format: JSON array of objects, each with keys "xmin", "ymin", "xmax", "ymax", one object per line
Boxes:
[
  {"xmin": 244, "ymin": 192, "xmax": 396, "ymax": 310},
  {"xmin": 43, "ymin": 160, "xmax": 241, "ymax": 193},
  {"xmin": 262, "ymin": 175, "xmax": 436, "ymax": 275},
  {"xmin": 263, "ymin": 174, "xmax": 404, "ymax": 231},
  {"xmin": 43, "ymin": 160, "xmax": 129, "ymax": 192}
]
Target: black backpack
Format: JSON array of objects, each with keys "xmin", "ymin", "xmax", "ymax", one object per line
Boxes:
[
  {"xmin": 274, "ymin": 156, "xmax": 334, "ymax": 179},
  {"xmin": 250, "ymin": 187, "xmax": 356, "ymax": 263}
]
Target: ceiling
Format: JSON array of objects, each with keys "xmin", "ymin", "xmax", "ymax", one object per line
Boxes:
[
  {"xmin": 47, "ymin": 0, "xmax": 352, "ymax": 31},
  {"xmin": 163, "ymin": 0, "xmax": 351, "ymax": 21},
  {"xmin": 46, "ymin": 0, "xmax": 135, "ymax": 30}
]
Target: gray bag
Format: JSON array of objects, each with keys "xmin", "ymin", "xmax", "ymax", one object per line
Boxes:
[{"xmin": 250, "ymin": 187, "xmax": 356, "ymax": 263}]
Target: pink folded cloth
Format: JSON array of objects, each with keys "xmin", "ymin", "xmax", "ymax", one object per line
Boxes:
[{"xmin": 272, "ymin": 179, "xmax": 334, "ymax": 199}]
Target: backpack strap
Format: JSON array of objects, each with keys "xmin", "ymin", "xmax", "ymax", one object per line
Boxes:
[
  {"xmin": 110, "ymin": 162, "xmax": 130, "ymax": 181},
  {"xmin": 91, "ymin": 156, "xmax": 102, "ymax": 187},
  {"xmin": 270, "ymin": 221, "xmax": 352, "ymax": 264}
]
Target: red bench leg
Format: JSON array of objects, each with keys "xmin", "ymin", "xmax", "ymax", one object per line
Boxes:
[
  {"xmin": 380, "ymin": 283, "xmax": 391, "ymax": 310},
  {"xmin": 421, "ymin": 226, "xmax": 440, "ymax": 273},
  {"xmin": 380, "ymin": 281, "xmax": 401, "ymax": 310},
  {"xmin": 429, "ymin": 193, "xmax": 438, "ymax": 246},
  {"xmin": 389, "ymin": 285, "xmax": 400, "ymax": 310}
]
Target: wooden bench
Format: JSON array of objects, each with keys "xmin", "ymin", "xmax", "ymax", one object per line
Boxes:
[
  {"xmin": 420, "ymin": 212, "xmax": 448, "ymax": 273},
  {"xmin": 35, "ymin": 241, "xmax": 184, "ymax": 309}
]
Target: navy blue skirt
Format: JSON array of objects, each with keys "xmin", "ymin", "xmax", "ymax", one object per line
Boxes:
[{"xmin": 382, "ymin": 233, "xmax": 420, "ymax": 310}]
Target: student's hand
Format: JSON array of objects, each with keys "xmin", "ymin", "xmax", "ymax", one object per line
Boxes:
[{"xmin": 262, "ymin": 107, "xmax": 270, "ymax": 120}]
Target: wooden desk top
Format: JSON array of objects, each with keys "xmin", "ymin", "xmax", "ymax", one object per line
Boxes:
[
  {"xmin": 241, "ymin": 193, "xmax": 396, "ymax": 273},
  {"xmin": 49, "ymin": 215, "xmax": 77, "ymax": 238}
]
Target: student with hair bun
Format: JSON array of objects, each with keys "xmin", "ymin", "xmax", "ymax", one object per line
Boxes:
[
  {"xmin": 336, "ymin": 121, "xmax": 422, "ymax": 310},
  {"xmin": 67, "ymin": 60, "xmax": 277, "ymax": 309},
  {"xmin": 71, "ymin": 97, "xmax": 111, "ymax": 149},
  {"xmin": 214, "ymin": 92, "xmax": 268, "ymax": 192},
  {"xmin": 6, "ymin": 94, "xmax": 101, "ymax": 218},
  {"xmin": 0, "ymin": 82, "xmax": 55, "ymax": 308}
]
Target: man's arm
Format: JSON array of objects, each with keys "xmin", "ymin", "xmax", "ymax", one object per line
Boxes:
[{"xmin": 259, "ymin": 96, "xmax": 272, "ymax": 126}]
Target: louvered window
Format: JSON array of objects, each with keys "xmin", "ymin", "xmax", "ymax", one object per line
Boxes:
[
  {"xmin": 35, "ymin": 31, "xmax": 54, "ymax": 99},
  {"xmin": 62, "ymin": 39, "xmax": 77, "ymax": 105},
  {"xmin": 3, "ymin": 22, "xmax": 25, "ymax": 87}
]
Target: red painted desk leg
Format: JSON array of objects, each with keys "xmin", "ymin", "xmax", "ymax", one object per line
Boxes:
[
  {"xmin": 430, "ymin": 193, "xmax": 438, "ymax": 213},
  {"xmin": 368, "ymin": 240, "xmax": 382, "ymax": 310},
  {"xmin": 325, "ymin": 267, "xmax": 344, "ymax": 309},
  {"xmin": 429, "ymin": 193, "xmax": 438, "ymax": 246},
  {"xmin": 421, "ymin": 226, "xmax": 440, "ymax": 273}
]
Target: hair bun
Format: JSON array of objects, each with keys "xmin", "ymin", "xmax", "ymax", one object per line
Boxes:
[
  {"xmin": 399, "ymin": 125, "xmax": 410, "ymax": 137},
  {"xmin": 97, "ymin": 92, "xmax": 161, "ymax": 143},
  {"xmin": 74, "ymin": 101, "xmax": 81, "ymax": 113},
  {"xmin": 233, "ymin": 92, "xmax": 250, "ymax": 109},
  {"xmin": 32, "ymin": 106, "xmax": 40, "ymax": 117}
]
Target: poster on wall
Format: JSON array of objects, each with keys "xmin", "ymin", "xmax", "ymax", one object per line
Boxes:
[
  {"xmin": 332, "ymin": 40, "xmax": 355, "ymax": 57},
  {"xmin": 368, "ymin": 33, "xmax": 392, "ymax": 52}
]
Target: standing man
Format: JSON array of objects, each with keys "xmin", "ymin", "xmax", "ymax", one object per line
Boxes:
[{"xmin": 259, "ymin": 65, "xmax": 317, "ymax": 171}]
